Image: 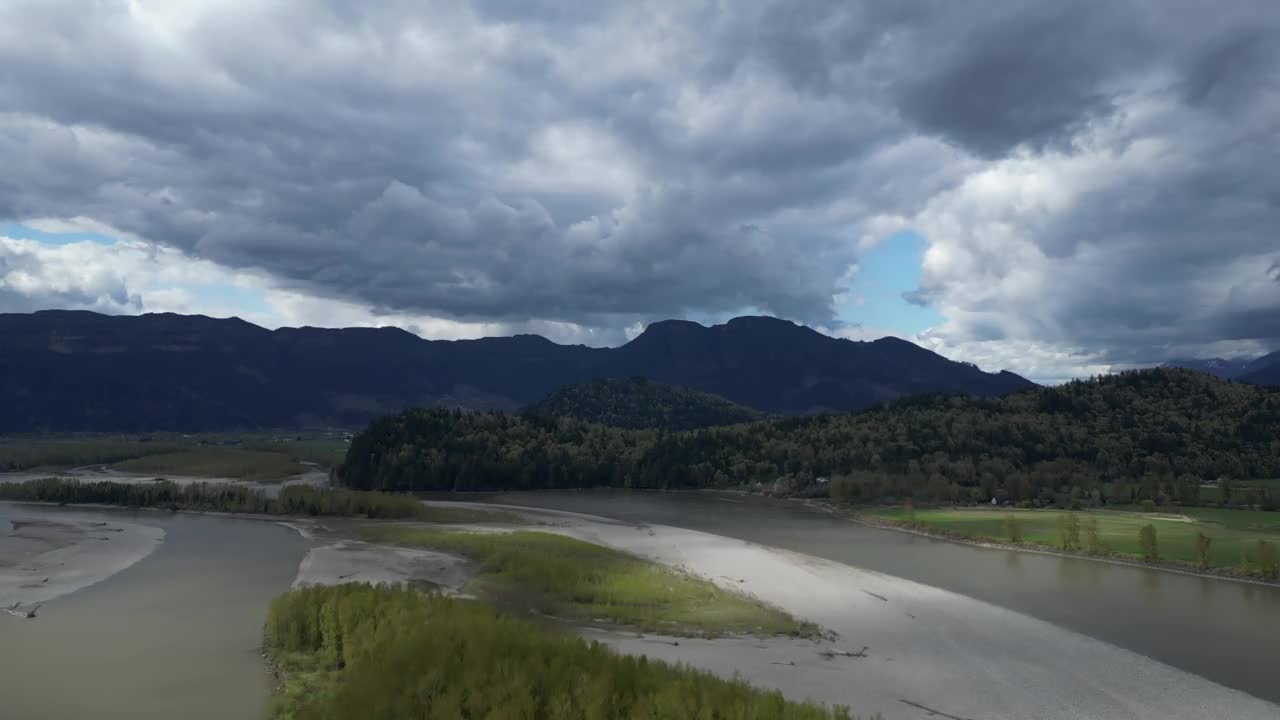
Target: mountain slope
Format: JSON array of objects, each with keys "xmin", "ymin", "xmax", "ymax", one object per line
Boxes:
[
  {"xmin": 0, "ymin": 310, "xmax": 1033, "ymax": 431},
  {"xmin": 525, "ymin": 377, "xmax": 765, "ymax": 430},
  {"xmin": 1160, "ymin": 357, "xmax": 1258, "ymax": 379},
  {"xmin": 1163, "ymin": 352, "xmax": 1280, "ymax": 383},
  {"xmin": 1241, "ymin": 353, "xmax": 1280, "ymax": 385}
]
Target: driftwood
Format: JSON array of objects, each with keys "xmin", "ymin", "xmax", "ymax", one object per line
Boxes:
[
  {"xmin": 769, "ymin": 660, "xmax": 795, "ymax": 666},
  {"xmin": 18, "ymin": 577, "xmax": 49, "ymax": 588},
  {"xmin": 3, "ymin": 602, "xmax": 42, "ymax": 619},
  {"xmin": 897, "ymin": 699, "xmax": 977, "ymax": 720},
  {"xmin": 819, "ymin": 645, "xmax": 869, "ymax": 659}
]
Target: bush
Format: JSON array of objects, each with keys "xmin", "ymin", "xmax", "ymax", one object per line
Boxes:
[
  {"xmin": 1138, "ymin": 524, "xmax": 1159, "ymax": 562},
  {"xmin": 265, "ymin": 584, "xmax": 860, "ymax": 720}
]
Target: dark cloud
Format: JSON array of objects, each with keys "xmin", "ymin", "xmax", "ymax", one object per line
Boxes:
[{"xmin": 1, "ymin": 0, "xmax": 1279, "ymax": 380}]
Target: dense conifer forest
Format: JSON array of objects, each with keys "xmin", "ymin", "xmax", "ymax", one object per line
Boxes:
[
  {"xmin": 525, "ymin": 377, "xmax": 765, "ymax": 430},
  {"xmin": 339, "ymin": 369, "xmax": 1280, "ymax": 507}
]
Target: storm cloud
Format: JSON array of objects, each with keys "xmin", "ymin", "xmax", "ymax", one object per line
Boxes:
[{"xmin": 1, "ymin": 0, "xmax": 1278, "ymax": 380}]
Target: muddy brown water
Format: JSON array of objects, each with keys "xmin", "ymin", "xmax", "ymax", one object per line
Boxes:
[{"xmin": 0, "ymin": 504, "xmax": 309, "ymax": 720}]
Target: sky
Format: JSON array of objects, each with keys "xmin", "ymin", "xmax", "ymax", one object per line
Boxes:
[{"xmin": 2, "ymin": 1, "xmax": 1278, "ymax": 384}]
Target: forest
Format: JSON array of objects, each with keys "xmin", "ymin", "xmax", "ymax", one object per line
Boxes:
[
  {"xmin": 525, "ymin": 376, "xmax": 765, "ymax": 430},
  {"xmin": 264, "ymin": 584, "xmax": 858, "ymax": 720},
  {"xmin": 339, "ymin": 369, "xmax": 1280, "ymax": 508}
]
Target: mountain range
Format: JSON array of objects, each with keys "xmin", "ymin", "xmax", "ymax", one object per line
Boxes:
[
  {"xmin": 0, "ymin": 310, "xmax": 1033, "ymax": 432},
  {"xmin": 1161, "ymin": 353, "xmax": 1280, "ymax": 384}
]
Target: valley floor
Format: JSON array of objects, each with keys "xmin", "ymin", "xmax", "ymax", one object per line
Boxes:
[{"xmin": 297, "ymin": 501, "xmax": 1279, "ymax": 720}]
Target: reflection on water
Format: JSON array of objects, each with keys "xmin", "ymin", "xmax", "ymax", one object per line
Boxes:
[
  {"xmin": 0, "ymin": 505, "xmax": 308, "ymax": 720},
  {"xmin": 490, "ymin": 489, "xmax": 1280, "ymax": 705}
]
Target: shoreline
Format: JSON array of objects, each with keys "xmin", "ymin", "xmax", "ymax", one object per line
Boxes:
[
  {"xmin": 477, "ymin": 487, "xmax": 1280, "ymax": 589},
  {"xmin": 810, "ymin": 500, "xmax": 1280, "ymax": 590},
  {"xmin": 412, "ymin": 501, "xmax": 1279, "ymax": 720},
  {"xmin": 0, "ymin": 507, "xmax": 165, "ymax": 609}
]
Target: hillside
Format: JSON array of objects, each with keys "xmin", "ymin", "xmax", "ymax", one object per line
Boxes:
[
  {"xmin": 524, "ymin": 377, "xmax": 764, "ymax": 430},
  {"xmin": 0, "ymin": 311, "xmax": 1031, "ymax": 432},
  {"xmin": 339, "ymin": 368, "xmax": 1280, "ymax": 508},
  {"xmin": 1241, "ymin": 352, "xmax": 1280, "ymax": 385},
  {"xmin": 1163, "ymin": 352, "xmax": 1280, "ymax": 382}
]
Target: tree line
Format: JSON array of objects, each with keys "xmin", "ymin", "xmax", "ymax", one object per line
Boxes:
[
  {"xmin": 265, "ymin": 584, "xmax": 860, "ymax": 719},
  {"xmin": 0, "ymin": 477, "xmax": 430, "ymax": 518},
  {"xmin": 339, "ymin": 369, "xmax": 1280, "ymax": 508}
]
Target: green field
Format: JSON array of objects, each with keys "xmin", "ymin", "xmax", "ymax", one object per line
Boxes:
[
  {"xmin": 361, "ymin": 527, "xmax": 816, "ymax": 637},
  {"xmin": 0, "ymin": 432, "xmax": 351, "ymax": 480},
  {"xmin": 870, "ymin": 506, "xmax": 1280, "ymax": 573},
  {"xmin": 1196, "ymin": 479, "xmax": 1280, "ymax": 506},
  {"xmin": 114, "ymin": 448, "xmax": 307, "ymax": 480}
]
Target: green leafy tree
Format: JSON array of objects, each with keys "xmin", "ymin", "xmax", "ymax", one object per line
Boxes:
[
  {"xmin": 1195, "ymin": 532, "xmax": 1213, "ymax": 570},
  {"xmin": 1246, "ymin": 539, "xmax": 1279, "ymax": 579},
  {"xmin": 1056, "ymin": 512, "xmax": 1081, "ymax": 550},
  {"xmin": 1138, "ymin": 524, "xmax": 1159, "ymax": 562},
  {"xmin": 1085, "ymin": 516, "xmax": 1106, "ymax": 555},
  {"xmin": 1005, "ymin": 513, "xmax": 1022, "ymax": 543}
]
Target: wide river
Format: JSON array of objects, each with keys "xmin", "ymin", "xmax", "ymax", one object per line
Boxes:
[
  {"xmin": 0, "ymin": 504, "xmax": 309, "ymax": 720},
  {"xmin": 488, "ymin": 490, "xmax": 1280, "ymax": 706},
  {"xmin": 3, "ymin": 492, "xmax": 1278, "ymax": 717}
]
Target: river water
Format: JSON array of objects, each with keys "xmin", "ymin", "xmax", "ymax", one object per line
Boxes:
[
  {"xmin": 0, "ymin": 504, "xmax": 309, "ymax": 720},
  {"xmin": 489, "ymin": 489, "xmax": 1280, "ymax": 706},
  {"xmin": 3, "ymin": 492, "xmax": 1278, "ymax": 717}
]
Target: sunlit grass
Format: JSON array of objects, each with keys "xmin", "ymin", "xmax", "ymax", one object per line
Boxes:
[
  {"xmin": 360, "ymin": 526, "xmax": 816, "ymax": 637},
  {"xmin": 871, "ymin": 506, "xmax": 1280, "ymax": 571}
]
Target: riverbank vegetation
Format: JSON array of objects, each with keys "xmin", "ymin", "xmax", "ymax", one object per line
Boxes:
[
  {"xmin": 869, "ymin": 506, "xmax": 1280, "ymax": 579},
  {"xmin": 360, "ymin": 527, "xmax": 815, "ymax": 637},
  {"xmin": 265, "ymin": 584, "xmax": 855, "ymax": 720},
  {"xmin": 0, "ymin": 477, "xmax": 518, "ymax": 523},
  {"xmin": 338, "ymin": 370, "xmax": 1280, "ymax": 513}
]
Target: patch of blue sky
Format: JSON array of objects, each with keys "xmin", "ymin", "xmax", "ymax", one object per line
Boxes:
[
  {"xmin": 837, "ymin": 231, "xmax": 942, "ymax": 335},
  {"xmin": 0, "ymin": 222, "xmax": 118, "ymax": 246},
  {"xmin": 185, "ymin": 283, "xmax": 273, "ymax": 317}
]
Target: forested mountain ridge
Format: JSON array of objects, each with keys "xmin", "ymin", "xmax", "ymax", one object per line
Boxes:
[
  {"xmin": 524, "ymin": 377, "xmax": 764, "ymax": 430},
  {"xmin": 339, "ymin": 368, "xmax": 1280, "ymax": 507},
  {"xmin": 1162, "ymin": 351, "xmax": 1280, "ymax": 381},
  {"xmin": 1241, "ymin": 353, "xmax": 1280, "ymax": 385},
  {"xmin": 0, "ymin": 310, "xmax": 1032, "ymax": 431}
]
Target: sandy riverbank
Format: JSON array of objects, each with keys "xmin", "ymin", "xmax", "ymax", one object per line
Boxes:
[
  {"xmin": 0, "ymin": 506, "xmax": 163, "ymax": 611},
  {"xmin": 292, "ymin": 540, "xmax": 473, "ymax": 595},
  {"xmin": 407, "ymin": 501, "xmax": 1279, "ymax": 720}
]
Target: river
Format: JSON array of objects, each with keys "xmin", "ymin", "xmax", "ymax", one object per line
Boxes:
[
  {"xmin": 487, "ymin": 489, "xmax": 1280, "ymax": 706},
  {"xmin": 3, "ymin": 492, "xmax": 1278, "ymax": 717},
  {"xmin": 0, "ymin": 504, "xmax": 309, "ymax": 720}
]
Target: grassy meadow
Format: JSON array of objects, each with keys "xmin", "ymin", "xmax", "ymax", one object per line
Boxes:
[
  {"xmin": 114, "ymin": 447, "xmax": 307, "ymax": 480},
  {"xmin": 360, "ymin": 526, "xmax": 816, "ymax": 637},
  {"xmin": 265, "ymin": 584, "xmax": 858, "ymax": 720},
  {"xmin": 0, "ymin": 432, "xmax": 350, "ymax": 479},
  {"xmin": 870, "ymin": 505, "xmax": 1280, "ymax": 575}
]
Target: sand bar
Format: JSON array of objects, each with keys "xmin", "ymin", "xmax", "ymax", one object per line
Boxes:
[
  {"xmin": 420, "ymin": 501, "xmax": 1279, "ymax": 720},
  {"xmin": 0, "ymin": 505, "xmax": 164, "ymax": 611}
]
